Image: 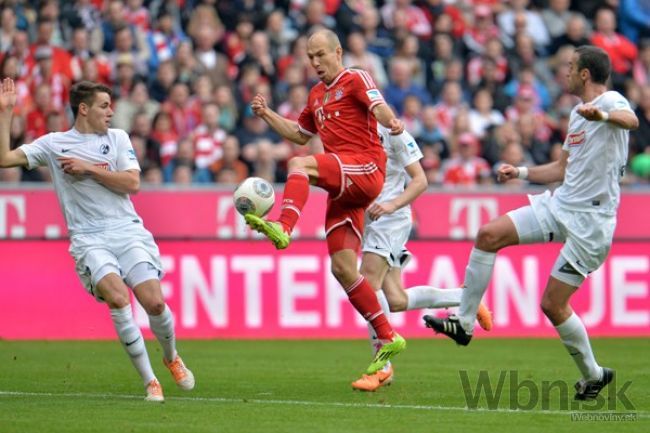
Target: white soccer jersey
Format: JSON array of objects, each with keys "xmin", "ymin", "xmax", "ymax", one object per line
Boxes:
[
  {"xmin": 553, "ymin": 91, "xmax": 632, "ymax": 216},
  {"xmin": 375, "ymin": 126, "xmax": 423, "ymax": 218},
  {"xmin": 20, "ymin": 128, "xmax": 142, "ymax": 234}
]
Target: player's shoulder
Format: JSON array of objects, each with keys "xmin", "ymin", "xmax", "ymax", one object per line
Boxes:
[
  {"xmin": 105, "ymin": 128, "xmax": 130, "ymax": 141},
  {"xmin": 597, "ymin": 90, "xmax": 630, "ymax": 109},
  {"xmin": 346, "ymin": 68, "xmax": 378, "ymax": 89}
]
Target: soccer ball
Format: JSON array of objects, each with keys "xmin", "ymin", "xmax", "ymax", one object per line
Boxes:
[{"xmin": 233, "ymin": 177, "xmax": 275, "ymax": 217}]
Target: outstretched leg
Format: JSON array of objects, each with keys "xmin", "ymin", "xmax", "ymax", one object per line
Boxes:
[{"xmin": 541, "ymin": 272, "xmax": 612, "ymax": 400}]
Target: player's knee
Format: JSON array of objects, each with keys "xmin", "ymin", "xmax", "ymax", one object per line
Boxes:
[
  {"xmin": 287, "ymin": 156, "xmax": 307, "ymax": 171},
  {"xmin": 330, "ymin": 261, "xmax": 355, "ymax": 287},
  {"xmin": 475, "ymin": 225, "xmax": 503, "ymax": 252},
  {"xmin": 540, "ymin": 295, "xmax": 565, "ymax": 322},
  {"xmin": 142, "ymin": 299, "xmax": 165, "ymax": 316},
  {"xmin": 387, "ymin": 297, "xmax": 407, "ymax": 312}
]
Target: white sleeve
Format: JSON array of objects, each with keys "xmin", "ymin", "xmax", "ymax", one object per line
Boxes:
[
  {"xmin": 19, "ymin": 134, "xmax": 51, "ymax": 169},
  {"xmin": 115, "ymin": 130, "xmax": 141, "ymax": 172},
  {"xmin": 391, "ymin": 130, "xmax": 423, "ymax": 168},
  {"xmin": 602, "ymin": 92, "xmax": 633, "ymax": 113}
]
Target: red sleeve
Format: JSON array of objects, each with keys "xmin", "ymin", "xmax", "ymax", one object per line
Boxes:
[
  {"xmin": 297, "ymin": 103, "xmax": 316, "ymax": 136},
  {"xmin": 349, "ymin": 69, "xmax": 386, "ymax": 112}
]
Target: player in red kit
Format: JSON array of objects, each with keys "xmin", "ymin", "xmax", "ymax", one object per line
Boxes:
[{"xmin": 247, "ymin": 29, "xmax": 406, "ymax": 376}]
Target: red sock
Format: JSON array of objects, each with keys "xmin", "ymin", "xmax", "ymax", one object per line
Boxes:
[
  {"xmin": 278, "ymin": 170, "xmax": 309, "ymax": 233},
  {"xmin": 345, "ymin": 276, "xmax": 394, "ymax": 341}
]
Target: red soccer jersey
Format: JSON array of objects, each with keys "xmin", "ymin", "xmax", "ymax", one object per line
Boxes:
[{"xmin": 298, "ymin": 69, "xmax": 387, "ymax": 172}]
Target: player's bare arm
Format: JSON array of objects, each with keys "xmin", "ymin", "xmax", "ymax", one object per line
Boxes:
[
  {"xmin": 371, "ymin": 103, "xmax": 404, "ymax": 135},
  {"xmin": 367, "ymin": 160, "xmax": 427, "ymax": 221},
  {"xmin": 0, "ymin": 78, "xmax": 28, "ymax": 168},
  {"xmin": 251, "ymin": 93, "xmax": 311, "ymax": 145},
  {"xmin": 58, "ymin": 156, "xmax": 140, "ymax": 194},
  {"xmin": 577, "ymin": 104, "xmax": 639, "ymax": 130},
  {"xmin": 498, "ymin": 150, "xmax": 569, "ymax": 184}
]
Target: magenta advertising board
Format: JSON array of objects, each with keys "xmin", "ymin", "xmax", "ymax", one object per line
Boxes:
[
  {"xmin": 0, "ymin": 188, "xmax": 649, "ymax": 240},
  {"xmin": 1, "ymin": 240, "xmax": 647, "ymax": 340}
]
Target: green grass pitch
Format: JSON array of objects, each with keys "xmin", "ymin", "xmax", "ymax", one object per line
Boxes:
[{"xmin": 0, "ymin": 338, "xmax": 647, "ymax": 433}]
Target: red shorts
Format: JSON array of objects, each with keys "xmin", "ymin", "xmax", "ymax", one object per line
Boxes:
[{"xmin": 314, "ymin": 153, "xmax": 385, "ymax": 253}]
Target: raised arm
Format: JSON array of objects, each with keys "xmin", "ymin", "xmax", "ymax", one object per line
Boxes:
[
  {"xmin": 577, "ymin": 104, "xmax": 639, "ymax": 130},
  {"xmin": 251, "ymin": 93, "xmax": 311, "ymax": 145},
  {"xmin": 0, "ymin": 78, "xmax": 28, "ymax": 168},
  {"xmin": 497, "ymin": 150, "xmax": 569, "ymax": 185},
  {"xmin": 367, "ymin": 160, "xmax": 427, "ymax": 221}
]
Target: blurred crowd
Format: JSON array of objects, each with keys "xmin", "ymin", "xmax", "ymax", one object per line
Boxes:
[{"xmin": 0, "ymin": 0, "xmax": 649, "ymax": 187}]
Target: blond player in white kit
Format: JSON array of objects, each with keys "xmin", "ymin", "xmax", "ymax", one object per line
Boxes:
[
  {"xmin": 351, "ymin": 126, "xmax": 492, "ymax": 391},
  {"xmin": 424, "ymin": 46, "xmax": 639, "ymax": 401},
  {"xmin": 0, "ymin": 79, "xmax": 194, "ymax": 402}
]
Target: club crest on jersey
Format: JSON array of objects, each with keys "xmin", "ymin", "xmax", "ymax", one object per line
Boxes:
[
  {"xmin": 335, "ymin": 88, "xmax": 343, "ymax": 100},
  {"xmin": 366, "ymin": 89, "xmax": 381, "ymax": 101},
  {"xmin": 567, "ymin": 131, "xmax": 585, "ymax": 146},
  {"xmin": 100, "ymin": 143, "xmax": 110, "ymax": 154}
]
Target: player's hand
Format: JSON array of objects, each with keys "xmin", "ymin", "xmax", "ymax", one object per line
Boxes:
[
  {"xmin": 57, "ymin": 157, "xmax": 94, "ymax": 176},
  {"xmin": 250, "ymin": 93, "xmax": 268, "ymax": 117},
  {"xmin": 496, "ymin": 164, "xmax": 519, "ymax": 183},
  {"xmin": 0, "ymin": 78, "xmax": 16, "ymax": 113},
  {"xmin": 387, "ymin": 118, "xmax": 404, "ymax": 135},
  {"xmin": 367, "ymin": 201, "xmax": 397, "ymax": 220},
  {"xmin": 576, "ymin": 103, "xmax": 607, "ymax": 121}
]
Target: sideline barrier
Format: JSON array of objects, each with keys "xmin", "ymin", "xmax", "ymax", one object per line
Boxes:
[{"xmin": 1, "ymin": 240, "xmax": 647, "ymax": 340}]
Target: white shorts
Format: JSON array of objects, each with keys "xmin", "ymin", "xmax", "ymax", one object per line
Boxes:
[
  {"xmin": 362, "ymin": 212, "xmax": 413, "ymax": 268},
  {"xmin": 69, "ymin": 223, "xmax": 164, "ymax": 299},
  {"xmin": 507, "ymin": 191, "xmax": 616, "ymax": 286}
]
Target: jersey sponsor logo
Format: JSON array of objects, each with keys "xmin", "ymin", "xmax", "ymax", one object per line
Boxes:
[
  {"xmin": 100, "ymin": 143, "xmax": 110, "ymax": 154},
  {"xmin": 366, "ymin": 89, "xmax": 381, "ymax": 101},
  {"xmin": 335, "ymin": 88, "xmax": 343, "ymax": 100},
  {"xmin": 567, "ymin": 131, "xmax": 585, "ymax": 147}
]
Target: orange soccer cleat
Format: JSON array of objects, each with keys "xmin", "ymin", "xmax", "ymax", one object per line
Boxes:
[
  {"xmin": 352, "ymin": 365, "xmax": 394, "ymax": 392},
  {"xmin": 145, "ymin": 378, "xmax": 164, "ymax": 402},
  {"xmin": 476, "ymin": 301, "xmax": 493, "ymax": 331},
  {"xmin": 164, "ymin": 355, "xmax": 195, "ymax": 391}
]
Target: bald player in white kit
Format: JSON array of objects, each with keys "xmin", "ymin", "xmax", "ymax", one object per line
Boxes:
[
  {"xmin": 424, "ymin": 46, "xmax": 639, "ymax": 401},
  {"xmin": 0, "ymin": 79, "xmax": 194, "ymax": 402}
]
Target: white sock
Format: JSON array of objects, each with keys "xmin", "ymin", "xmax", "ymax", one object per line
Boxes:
[
  {"xmin": 148, "ymin": 304, "xmax": 177, "ymax": 362},
  {"xmin": 555, "ymin": 312, "xmax": 602, "ymax": 381},
  {"xmin": 458, "ymin": 248, "xmax": 496, "ymax": 333},
  {"xmin": 406, "ymin": 286, "xmax": 462, "ymax": 309},
  {"xmin": 367, "ymin": 290, "xmax": 390, "ymax": 356},
  {"xmin": 110, "ymin": 305, "xmax": 156, "ymax": 385}
]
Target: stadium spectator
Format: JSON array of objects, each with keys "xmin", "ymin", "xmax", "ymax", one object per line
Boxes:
[
  {"xmin": 190, "ymin": 102, "xmax": 227, "ymax": 183},
  {"xmin": 618, "ymin": 0, "xmax": 650, "ymax": 44},
  {"xmin": 384, "ymin": 58, "xmax": 431, "ymax": 115},
  {"xmin": 342, "ymin": 31, "xmax": 388, "ymax": 89},
  {"xmin": 468, "ymin": 88, "xmax": 505, "ymax": 139},
  {"xmin": 549, "ymin": 13, "xmax": 591, "ymax": 55},
  {"xmin": 591, "ymin": 8, "xmax": 638, "ymax": 85},
  {"xmin": 440, "ymin": 132, "xmax": 492, "ymax": 186},
  {"xmin": 210, "ymin": 134, "xmax": 249, "ymax": 183},
  {"xmin": 0, "ymin": 7, "xmax": 17, "ymax": 53},
  {"xmin": 541, "ymin": 0, "xmax": 574, "ymax": 40},
  {"xmin": 112, "ymin": 80, "xmax": 159, "ymax": 132}
]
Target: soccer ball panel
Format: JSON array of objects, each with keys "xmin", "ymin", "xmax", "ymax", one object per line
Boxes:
[{"xmin": 233, "ymin": 177, "xmax": 275, "ymax": 217}]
